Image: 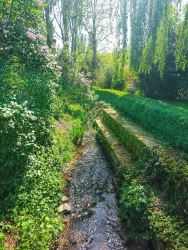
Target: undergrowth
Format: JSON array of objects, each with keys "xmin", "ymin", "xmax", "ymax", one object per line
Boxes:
[
  {"xmin": 0, "ymin": 102, "xmax": 75, "ymax": 249},
  {"xmin": 119, "ymin": 162, "xmax": 188, "ymax": 250}
]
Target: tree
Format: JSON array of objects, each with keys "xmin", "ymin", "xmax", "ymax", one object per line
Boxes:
[
  {"xmin": 53, "ymin": 0, "xmax": 84, "ymax": 54},
  {"xmin": 44, "ymin": 0, "xmax": 57, "ymax": 47},
  {"xmin": 121, "ymin": 0, "xmax": 188, "ymax": 99},
  {"xmin": 83, "ymin": 0, "xmax": 114, "ymax": 72}
]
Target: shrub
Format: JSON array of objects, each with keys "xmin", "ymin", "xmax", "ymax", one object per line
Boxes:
[
  {"xmin": 16, "ymin": 214, "xmax": 63, "ymax": 250},
  {"xmin": 94, "ymin": 88, "xmax": 188, "ymax": 151},
  {"xmin": 22, "ymin": 71, "xmax": 55, "ymax": 118},
  {"xmin": 68, "ymin": 104, "xmax": 87, "ymax": 123},
  {"xmin": 0, "ymin": 101, "xmax": 44, "ymax": 202},
  {"xmin": 72, "ymin": 122, "xmax": 85, "ymax": 145},
  {"xmin": 120, "ymin": 183, "xmax": 151, "ymax": 238},
  {"xmin": 149, "ymin": 210, "xmax": 188, "ymax": 250},
  {"xmin": 0, "ymin": 115, "xmax": 74, "ymax": 249}
]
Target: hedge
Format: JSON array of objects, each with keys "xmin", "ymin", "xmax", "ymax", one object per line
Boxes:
[{"xmin": 94, "ymin": 88, "xmax": 188, "ymax": 152}]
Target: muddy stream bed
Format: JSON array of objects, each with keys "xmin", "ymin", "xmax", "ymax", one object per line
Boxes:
[{"xmin": 55, "ymin": 130, "xmax": 151, "ymax": 250}]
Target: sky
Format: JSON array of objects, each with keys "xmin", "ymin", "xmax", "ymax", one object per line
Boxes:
[{"xmin": 53, "ymin": 0, "xmax": 188, "ymax": 52}]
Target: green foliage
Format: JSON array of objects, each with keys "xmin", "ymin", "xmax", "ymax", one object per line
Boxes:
[
  {"xmin": 58, "ymin": 49, "xmax": 93, "ymax": 111},
  {"xmin": 16, "ymin": 214, "xmax": 63, "ymax": 250},
  {"xmin": 76, "ymin": 47, "xmax": 93, "ymax": 74},
  {"xmin": 0, "ymin": 0, "xmax": 77, "ymax": 248},
  {"xmin": 22, "ymin": 70, "xmax": 55, "ymax": 117},
  {"xmin": 149, "ymin": 209, "xmax": 188, "ymax": 250},
  {"xmin": 154, "ymin": 6, "xmax": 171, "ymax": 77},
  {"xmin": 94, "ymin": 88, "xmax": 188, "ymax": 151},
  {"xmin": 100, "ymin": 105, "xmax": 188, "ymax": 248},
  {"xmin": 72, "ymin": 121, "xmax": 85, "ymax": 145},
  {"xmin": 11, "ymin": 147, "xmax": 65, "ymax": 249},
  {"xmin": 53, "ymin": 95, "xmax": 65, "ymax": 120},
  {"xmin": 175, "ymin": 5, "xmax": 188, "ymax": 71},
  {"xmin": 142, "ymin": 147, "xmax": 188, "ymax": 212},
  {"xmin": 0, "ymin": 101, "xmax": 51, "ymax": 201},
  {"xmin": 129, "ymin": 0, "xmax": 151, "ymax": 70},
  {"xmin": 0, "ymin": 232, "xmax": 5, "ymax": 250},
  {"xmin": 164, "ymin": 100, "xmax": 188, "ymax": 110},
  {"xmin": 120, "ymin": 182, "xmax": 188, "ymax": 249},
  {"xmin": 0, "ymin": 0, "xmax": 47, "ymax": 69},
  {"xmin": 120, "ymin": 183, "xmax": 151, "ymax": 238},
  {"xmin": 0, "ymin": 116, "xmax": 74, "ymax": 248},
  {"xmin": 139, "ymin": 36, "xmax": 153, "ymax": 75},
  {"xmin": 68, "ymin": 104, "xmax": 87, "ymax": 123},
  {"xmin": 111, "ymin": 51, "xmax": 126, "ymax": 90},
  {"xmin": 95, "ymin": 53, "xmax": 114, "ymax": 88},
  {"xmin": 127, "ymin": 0, "xmax": 188, "ymax": 99}
]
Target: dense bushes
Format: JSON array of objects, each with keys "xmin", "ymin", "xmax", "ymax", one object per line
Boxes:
[
  {"xmin": 0, "ymin": 102, "xmax": 47, "ymax": 202},
  {"xmin": 0, "ymin": 1, "xmax": 73, "ymax": 248},
  {"xmin": 94, "ymin": 88, "xmax": 188, "ymax": 151},
  {"xmin": 0, "ymin": 98, "xmax": 75, "ymax": 249},
  {"xmin": 120, "ymin": 182, "xmax": 188, "ymax": 249},
  {"xmin": 68, "ymin": 104, "xmax": 87, "ymax": 123},
  {"xmin": 120, "ymin": 183, "xmax": 151, "ymax": 238}
]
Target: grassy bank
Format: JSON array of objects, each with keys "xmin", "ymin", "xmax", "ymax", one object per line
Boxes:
[{"xmin": 94, "ymin": 88, "xmax": 188, "ymax": 152}]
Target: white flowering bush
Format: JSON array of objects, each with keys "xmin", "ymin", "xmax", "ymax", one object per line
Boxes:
[
  {"xmin": 0, "ymin": 102, "xmax": 39, "ymax": 198},
  {"xmin": 0, "ymin": 0, "xmax": 60, "ymax": 114},
  {"xmin": 0, "ymin": 1, "xmax": 44, "ymax": 61},
  {"xmin": 0, "ymin": 100, "xmax": 74, "ymax": 249},
  {"xmin": 0, "ymin": 2, "xmax": 75, "ymax": 248}
]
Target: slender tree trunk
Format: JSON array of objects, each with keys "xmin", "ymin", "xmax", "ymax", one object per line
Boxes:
[
  {"xmin": 72, "ymin": 31, "xmax": 77, "ymax": 62},
  {"xmin": 45, "ymin": 1, "xmax": 53, "ymax": 47},
  {"xmin": 93, "ymin": 35, "xmax": 97, "ymax": 69},
  {"xmin": 61, "ymin": 0, "xmax": 69, "ymax": 49},
  {"xmin": 71, "ymin": 16, "xmax": 77, "ymax": 62},
  {"xmin": 93, "ymin": 0, "xmax": 97, "ymax": 70},
  {"xmin": 63, "ymin": 16, "xmax": 69, "ymax": 42}
]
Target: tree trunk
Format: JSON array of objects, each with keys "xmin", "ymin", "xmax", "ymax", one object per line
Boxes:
[
  {"xmin": 93, "ymin": 0, "xmax": 97, "ymax": 70},
  {"xmin": 45, "ymin": 2, "xmax": 52, "ymax": 48}
]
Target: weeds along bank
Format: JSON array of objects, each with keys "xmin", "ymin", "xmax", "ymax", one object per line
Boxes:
[
  {"xmin": 0, "ymin": 66, "xmax": 91, "ymax": 249},
  {"xmin": 94, "ymin": 90, "xmax": 188, "ymax": 250},
  {"xmin": 0, "ymin": 111, "xmax": 74, "ymax": 249},
  {"xmin": 0, "ymin": 94, "xmax": 89, "ymax": 249}
]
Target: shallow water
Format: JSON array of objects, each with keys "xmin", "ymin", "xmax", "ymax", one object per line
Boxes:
[{"xmin": 56, "ymin": 131, "xmax": 150, "ymax": 250}]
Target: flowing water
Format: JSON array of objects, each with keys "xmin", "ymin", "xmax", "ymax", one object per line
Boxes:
[{"xmin": 56, "ymin": 130, "xmax": 150, "ymax": 250}]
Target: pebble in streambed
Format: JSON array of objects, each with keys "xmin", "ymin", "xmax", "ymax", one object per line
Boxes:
[
  {"xmin": 60, "ymin": 132, "xmax": 148, "ymax": 250},
  {"xmin": 61, "ymin": 132, "xmax": 125, "ymax": 250}
]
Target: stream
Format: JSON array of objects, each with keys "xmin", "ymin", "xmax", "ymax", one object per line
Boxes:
[{"xmin": 56, "ymin": 130, "xmax": 150, "ymax": 250}]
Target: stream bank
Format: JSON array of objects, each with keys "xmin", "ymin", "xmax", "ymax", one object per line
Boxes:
[{"xmin": 55, "ymin": 129, "xmax": 151, "ymax": 250}]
